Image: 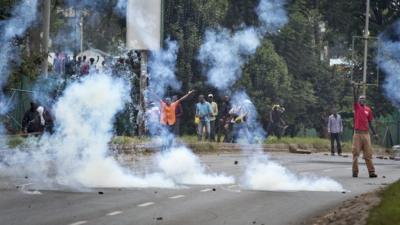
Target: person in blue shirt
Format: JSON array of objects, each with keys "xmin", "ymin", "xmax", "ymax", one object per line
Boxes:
[{"xmin": 196, "ymin": 95, "xmax": 212, "ymax": 141}]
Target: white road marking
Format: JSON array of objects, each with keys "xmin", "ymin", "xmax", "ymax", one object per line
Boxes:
[
  {"xmin": 107, "ymin": 211, "xmax": 123, "ymax": 216},
  {"xmin": 323, "ymin": 169, "xmax": 333, "ymax": 172},
  {"xmin": 68, "ymin": 221, "xmax": 87, "ymax": 225},
  {"xmin": 200, "ymin": 188, "xmax": 212, "ymax": 192},
  {"xmin": 138, "ymin": 202, "xmax": 155, "ymax": 207},
  {"xmin": 228, "ymin": 185, "xmax": 238, "ymax": 189},
  {"xmin": 169, "ymin": 195, "xmax": 185, "ymax": 199}
]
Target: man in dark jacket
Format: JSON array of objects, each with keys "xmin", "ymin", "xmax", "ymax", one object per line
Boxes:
[{"xmin": 22, "ymin": 102, "xmax": 54, "ymax": 134}]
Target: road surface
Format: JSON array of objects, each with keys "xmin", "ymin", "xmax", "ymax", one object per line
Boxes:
[{"xmin": 1, "ymin": 152, "xmax": 399, "ymax": 225}]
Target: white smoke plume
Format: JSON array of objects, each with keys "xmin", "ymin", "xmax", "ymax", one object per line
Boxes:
[
  {"xmin": 244, "ymin": 155, "xmax": 344, "ymax": 192},
  {"xmin": 377, "ymin": 21, "xmax": 400, "ymax": 107},
  {"xmin": 198, "ymin": 0, "xmax": 344, "ymax": 192},
  {"xmin": 0, "ymin": 0, "xmax": 38, "ymax": 114},
  {"xmin": 198, "ymin": 0, "xmax": 288, "ymax": 90},
  {"xmin": 0, "ymin": 73, "xmax": 176, "ymax": 189},
  {"xmin": 156, "ymin": 147, "xmax": 234, "ymax": 185},
  {"xmin": 148, "ymin": 39, "xmax": 182, "ymax": 98},
  {"xmin": 146, "ymin": 39, "xmax": 235, "ymax": 186},
  {"xmin": 198, "ymin": 28, "xmax": 260, "ymax": 90}
]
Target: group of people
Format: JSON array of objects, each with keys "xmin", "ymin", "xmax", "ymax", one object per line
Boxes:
[
  {"xmin": 52, "ymin": 52, "xmax": 107, "ymax": 77},
  {"xmin": 147, "ymin": 90, "xmax": 286, "ymax": 143}
]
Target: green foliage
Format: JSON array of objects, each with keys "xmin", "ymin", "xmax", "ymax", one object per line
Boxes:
[
  {"xmin": 1, "ymin": 0, "xmax": 398, "ymax": 137},
  {"xmin": 367, "ymin": 180, "xmax": 400, "ymax": 225}
]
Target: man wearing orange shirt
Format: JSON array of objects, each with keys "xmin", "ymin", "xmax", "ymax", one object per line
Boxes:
[{"xmin": 159, "ymin": 90, "xmax": 194, "ymax": 133}]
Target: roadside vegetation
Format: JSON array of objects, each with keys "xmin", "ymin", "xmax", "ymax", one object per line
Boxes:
[{"xmin": 367, "ymin": 180, "xmax": 400, "ymax": 225}]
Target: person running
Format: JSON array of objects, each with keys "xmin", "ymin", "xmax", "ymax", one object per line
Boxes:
[
  {"xmin": 327, "ymin": 107, "xmax": 343, "ymax": 156},
  {"xmin": 196, "ymin": 95, "xmax": 212, "ymax": 142},
  {"xmin": 208, "ymin": 94, "xmax": 218, "ymax": 141},
  {"xmin": 352, "ymin": 83, "xmax": 378, "ymax": 178}
]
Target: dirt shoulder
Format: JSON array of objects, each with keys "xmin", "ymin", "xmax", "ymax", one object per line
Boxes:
[{"xmin": 303, "ymin": 190, "xmax": 382, "ymax": 225}]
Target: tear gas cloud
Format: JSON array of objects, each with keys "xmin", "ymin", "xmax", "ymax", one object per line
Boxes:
[
  {"xmin": 156, "ymin": 147, "xmax": 234, "ymax": 185},
  {"xmin": 198, "ymin": 0, "xmax": 343, "ymax": 192},
  {"xmin": 377, "ymin": 21, "xmax": 400, "ymax": 107},
  {"xmin": 198, "ymin": 28, "xmax": 260, "ymax": 90},
  {"xmin": 198, "ymin": 0, "xmax": 287, "ymax": 90},
  {"xmin": 244, "ymin": 155, "xmax": 344, "ymax": 192},
  {"xmin": 1, "ymin": 74, "xmax": 177, "ymax": 189},
  {"xmin": 0, "ymin": 0, "xmax": 38, "ymax": 114},
  {"xmin": 148, "ymin": 39, "xmax": 182, "ymax": 98},
  {"xmin": 147, "ymin": 39, "xmax": 234, "ymax": 186}
]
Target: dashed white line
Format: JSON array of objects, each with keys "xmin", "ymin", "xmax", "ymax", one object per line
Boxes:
[
  {"xmin": 68, "ymin": 221, "xmax": 87, "ymax": 225},
  {"xmin": 323, "ymin": 169, "xmax": 333, "ymax": 172},
  {"xmin": 169, "ymin": 195, "xmax": 185, "ymax": 199},
  {"xmin": 107, "ymin": 211, "xmax": 123, "ymax": 216},
  {"xmin": 138, "ymin": 202, "xmax": 155, "ymax": 207},
  {"xmin": 200, "ymin": 188, "xmax": 212, "ymax": 192},
  {"xmin": 228, "ymin": 185, "xmax": 238, "ymax": 189}
]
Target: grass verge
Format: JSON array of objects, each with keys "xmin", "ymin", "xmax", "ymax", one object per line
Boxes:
[{"xmin": 367, "ymin": 180, "xmax": 400, "ymax": 225}]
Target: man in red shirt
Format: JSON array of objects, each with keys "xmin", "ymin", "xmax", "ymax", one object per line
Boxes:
[{"xmin": 352, "ymin": 83, "xmax": 378, "ymax": 178}]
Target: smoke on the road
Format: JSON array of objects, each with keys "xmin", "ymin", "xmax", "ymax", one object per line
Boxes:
[
  {"xmin": 147, "ymin": 40, "xmax": 234, "ymax": 186},
  {"xmin": 244, "ymin": 155, "xmax": 344, "ymax": 192},
  {"xmin": 198, "ymin": 0, "xmax": 344, "ymax": 192},
  {"xmin": 1, "ymin": 73, "xmax": 176, "ymax": 189},
  {"xmin": 156, "ymin": 147, "xmax": 234, "ymax": 185}
]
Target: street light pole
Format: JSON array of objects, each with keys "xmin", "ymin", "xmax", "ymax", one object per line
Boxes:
[
  {"xmin": 362, "ymin": 0, "xmax": 370, "ymax": 96},
  {"xmin": 41, "ymin": 0, "xmax": 51, "ymax": 77}
]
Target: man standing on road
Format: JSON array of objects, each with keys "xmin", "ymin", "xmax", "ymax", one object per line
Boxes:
[
  {"xmin": 268, "ymin": 105, "xmax": 287, "ymax": 139},
  {"xmin": 196, "ymin": 95, "xmax": 212, "ymax": 142},
  {"xmin": 352, "ymin": 83, "xmax": 378, "ymax": 178},
  {"xmin": 327, "ymin": 108, "xmax": 343, "ymax": 156},
  {"xmin": 208, "ymin": 94, "xmax": 218, "ymax": 142}
]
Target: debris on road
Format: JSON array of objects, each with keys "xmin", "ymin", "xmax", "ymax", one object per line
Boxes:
[
  {"xmin": 98, "ymin": 191, "xmax": 104, "ymax": 195},
  {"xmin": 234, "ymin": 161, "xmax": 239, "ymax": 165}
]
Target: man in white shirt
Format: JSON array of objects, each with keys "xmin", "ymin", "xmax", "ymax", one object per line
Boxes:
[{"xmin": 327, "ymin": 108, "xmax": 343, "ymax": 156}]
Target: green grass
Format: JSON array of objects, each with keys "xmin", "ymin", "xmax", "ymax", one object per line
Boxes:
[
  {"xmin": 3, "ymin": 136, "xmax": 25, "ymax": 149},
  {"xmin": 367, "ymin": 180, "xmax": 400, "ymax": 225}
]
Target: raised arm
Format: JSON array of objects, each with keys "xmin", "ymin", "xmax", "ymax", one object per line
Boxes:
[
  {"xmin": 178, "ymin": 90, "xmax": 195, "ymax": 102},
  {"xmin": 352, "ymin": 82, "xmax": 360, "ymax": 103},
  {"xmin": 147, "ymin": 91, "xmax": 162, "ymax": 102}
]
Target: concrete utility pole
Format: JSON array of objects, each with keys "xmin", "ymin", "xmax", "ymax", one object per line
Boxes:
[
  {"xmin": 138, "ymin": 51, "xmax": 148, "ymax": 136},
  {"xmin": 362, "ymin": 0, "xmax": 370, "ymax": 96},
  {"xmin": 80, "ymin": 12, "xmax": 84, "ymax": 53},
  {"xmin": 41, "ymin": 0, "xmax": 51, "ymax": 77}
]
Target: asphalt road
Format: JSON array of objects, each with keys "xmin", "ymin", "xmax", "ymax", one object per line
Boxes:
[{"xmin": 1, "ymin": 152, "xmax": 399, "ymax": 225}]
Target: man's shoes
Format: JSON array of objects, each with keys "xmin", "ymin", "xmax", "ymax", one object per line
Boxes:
[
  {"xmin": 369, "ymin": 173, "xmax": 378, "ymax": 178},
  {"xmin": 352, "ymin": 172, "xmax": 358, "ymax": 178}
]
